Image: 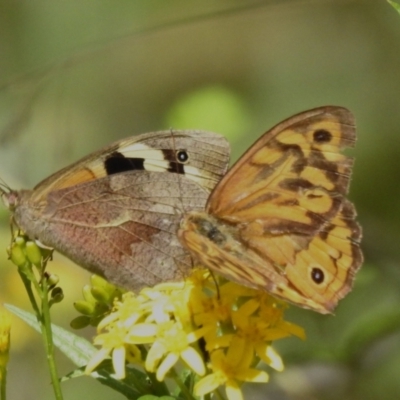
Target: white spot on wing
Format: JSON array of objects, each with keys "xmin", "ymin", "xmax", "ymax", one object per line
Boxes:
[
  {"xmin": 121, "ymin": 143, "xmax": 165, "ymax": 160},
  {"xmin": 120, "ymin": 143, "xmax": 170, "ymax": 172},
  {"xmin": 143, "ymin": 159, "xmax": 170, "ymax": 172},
  {"xmin": 183, "ymin": 165, "xmax": 203, "ymax": 182}
]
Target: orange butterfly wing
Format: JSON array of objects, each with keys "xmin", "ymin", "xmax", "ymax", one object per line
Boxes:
[
  {"xmin": 208, "ymin": 106, "xmax": 355, "ymax": 236},
  {"xmin": 179, "ymin": 106, "xmax": 362, "ymax": 313}
]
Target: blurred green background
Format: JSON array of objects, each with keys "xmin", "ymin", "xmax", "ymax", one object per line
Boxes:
[{"xmin": 0, "ymin": 0, "xmax": 400, "ymax": 399}]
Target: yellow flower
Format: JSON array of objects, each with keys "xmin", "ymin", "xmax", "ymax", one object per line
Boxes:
[
  {"xmin": 145, "ymin": 320, "xmax": 206, "ymax": 380},
  {"xmin": 85, "ymin": 321, "xmax": 142, "ymax": 379},
  {"xmin": 230, "ymin": 295, "xmax": 305, "ymax": 368},
  {"xmin": 85, "ymin": 293, "xmax": 147, "ymax": 379},
  {"xmin": 85, "ymin": 269, "xmax": 305, "ymax": 397},
  {"xmin": 194, "ymin": 343, "xmax": 269, "ymax": 400}
]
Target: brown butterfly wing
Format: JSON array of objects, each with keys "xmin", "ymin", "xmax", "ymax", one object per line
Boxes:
[
  {"xmin": 31, "ymin": 172, "xmax": 209, "ymax": 290},
  {"xmin": 32, "ymin": 130, "xmax": 230, "ymax": 200},
  {"xmin": 8, "ymin": 130, "xmax": 230, "ymax": 291},
  {"xmin": 179, "ymin": 106, "xmax": 362, "ymax": 313}
]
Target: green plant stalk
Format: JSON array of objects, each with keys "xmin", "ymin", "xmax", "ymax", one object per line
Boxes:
[
  {"xmin": 214, "ymin": 389, "xmax": 225, "ymax": 400},
  {"xmin": 169, "ymin": 368, "xmax": 196, "ymax": 400},
  {"xmin": 40, "ymin": 276, "xmax": 64, "ymax": 400},
  {"xmin": 123, "ymin": 367, "xmax": 151, "ymax": 395},
  {"xmin": 18, "ymin": 268, "xmax": 40, "ymax": 317},
  {"xmin": 145, "ymin": 370, "xmax": 170, "ymax": 397},
  {"xmin": 0, "ymin": 366, "xmax": 7, "ymax": 400},
  {"xmin": 18, "ymin": 262, "xmax": 64, "ymax": 400},
  {"xmin": 138, "ymin": 346, "xmax": 170, "ymax": 396}
]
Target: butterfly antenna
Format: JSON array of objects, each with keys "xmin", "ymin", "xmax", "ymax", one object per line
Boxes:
[{"xmin": 0, "ymin": 177, "xmax": 11, "ymax": 195}]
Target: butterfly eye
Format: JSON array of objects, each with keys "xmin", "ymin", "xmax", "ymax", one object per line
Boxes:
[
  {"xmin": 176, "ymin": 150, "xmax": 189, "ymax": 164},
  {"xmin": 313, "ymin": 129, "xmax": 332, "ymax": 143},
  {"xmin": 311, "ymin": 267, "xmax": 325, "ymax": 284}
]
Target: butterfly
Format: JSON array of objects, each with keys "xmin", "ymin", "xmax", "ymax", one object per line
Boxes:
[
  {"xmin": 178, "ymin": 106, "xmax": 363, "ymax": 314},
  {"xmin": 1, "ymin": 130, "xmax": 230, "ymax": 290}
]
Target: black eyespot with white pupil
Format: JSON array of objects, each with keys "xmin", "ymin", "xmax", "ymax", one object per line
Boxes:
[
  {"xmin": 313, "ymin": 129, "xmax": 332, "ymax": 143},
  {"xmin": 311, "ymin": 267, "xmax": 325, "ymax": 284},
  {"xmin": 176, "ymin": 150, "xmax": 189, "ymax": 163}
]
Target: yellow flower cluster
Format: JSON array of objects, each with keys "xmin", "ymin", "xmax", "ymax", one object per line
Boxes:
[{"xmin": 85, "ymin": 269, "xmax": 305, "ymax": 400}]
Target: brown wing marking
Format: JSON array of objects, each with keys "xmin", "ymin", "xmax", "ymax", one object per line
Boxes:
[
  {"xmin": 32, "ymin": 130, "xmax": 230, "ymax": 200},
  {"xmin": 284, "ymin": 200, "xmax": 362, "ymax": 312},
  {"xmin": 208, "ymin": 107, "xmax": 355, "ymax": 237}
]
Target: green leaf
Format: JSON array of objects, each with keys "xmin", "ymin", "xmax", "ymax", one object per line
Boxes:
[
  {"xmin": 5, "ymin": 303, "xmax": 96, "ymax": 365},
  {"xmin": 5, "ymin": 304, "xmax": 172, "ymax": 399},
  {"xmin": 63, "ymin": 362, "xmax": 149, "ymax": 399},
  {"xmin": 60, "ymin": 359, "xmax": 149, "ymax": 399},
  {"xmin": 138, "ymin": 396, "xmax": 176, "ymax": 400},
  {"xmin": 93, "ymin": 362, "xmax": 145, "ymax": 399},
  {"xmin": 388, "ymin": 0, "xmax": 400, "ymax": 14}
]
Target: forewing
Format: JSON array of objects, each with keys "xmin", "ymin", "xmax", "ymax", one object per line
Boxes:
[
  {"xmin": 32, "ymin": 130, "xmax": 230, "ymax": 200},
  {"xmin": 208, "ymin": 106, "xmax": 355, "ymax": 237}
]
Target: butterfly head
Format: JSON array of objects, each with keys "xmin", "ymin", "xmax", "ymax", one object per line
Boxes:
[
  {"xmin": 0, "ymin": 181, "xmax": 30, "ymax": 216},
  {"xmin": 0, "ymin": 180, "xmax": 16, "ymax": 212}
]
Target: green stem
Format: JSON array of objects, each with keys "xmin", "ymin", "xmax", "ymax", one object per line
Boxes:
[
  {"xmin": 146, "ymin": 371, "xmax": 170, "ymax": 397},
  {"xmin": 14, "ymin": 241, "xmax": 63, "ymax": 399},
  {"xmin": 20, "ymin": 263, "xmax": 64, "ymax": 400},
  {"xmin": 124, "ymin": 367, "xmax": 151, "ymax": 395},
  {"xmin": 138, "ymin": 346, "xmax": 169, "ymax": 396},
  {"xmin": 0, "ymin": 366, "xmax": 6, "ymax": 400},
  {"xmin": 169, "ymin": 368, "xmax": 196, "ymax": 400},
  {"xmin": 18, "ymin": 268, "xmax": 40, "ymax": 317},
  {"xmin": 214, "ymin": 389, "xmax": 225, "ymax": 400},
  {"xmin": 40, "ymin": 277, "xmax": 64, "ymax": 400}
]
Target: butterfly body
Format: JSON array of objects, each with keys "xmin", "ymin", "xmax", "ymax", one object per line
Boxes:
[
  {"xmin": 179, "ymin": 106, "xmax": 363, "ymax": 314},
  {"xmin": 2, "ymin": 130, "xmax": 231, "ymax": 290}
]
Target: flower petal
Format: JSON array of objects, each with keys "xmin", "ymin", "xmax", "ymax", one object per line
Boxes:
[
  {"xmin": 266, "ymin": 346, "xmax": 284, "ymax": 371},
  {"xmin": 194, "ymin": 373, "xmax": 221, "ymax": 396},
  {"xmin": 112, "ymin": 346, "xmax": 126, "ymax": 379},
  {"xmin": 156, "ymin": 352, "xmax": 179, "ymax": 381},
  {"xmin": 226, "ymin": 336, "xmax": 246, "ymax": 366},
  {"xmin": 145, "ymin": 341, "xmax": 166, "ymax": 372},
  {"xmin": 180, "ymin": 347, "xmax": 205, "ymax": 376},
  {"xmin": 236, "ymin": 368, "xmax": 269, "ymax": 383},
  {"xmin": 85, "ymin": 348, "xmax": 111, "ymax": 374},
  {"xmin": 128, "ymin": 323, "xmax": 157, "ymax": 340},
  {"xmin": 279, "ymin": 321, "xmax": 306, "ymax": 339},
  {"xmin": 225, "ymin": 378, "xmax": 244, "ymax": 400}
]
